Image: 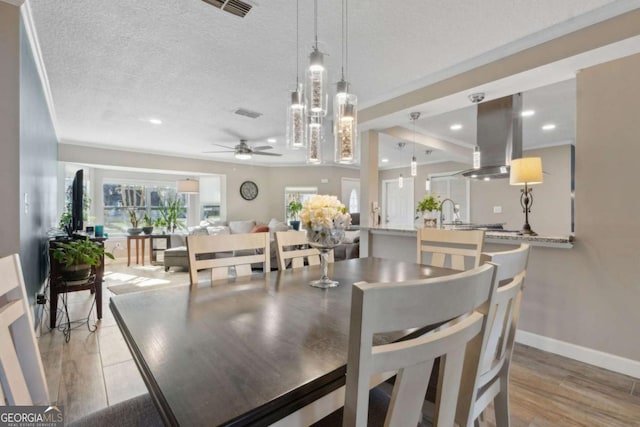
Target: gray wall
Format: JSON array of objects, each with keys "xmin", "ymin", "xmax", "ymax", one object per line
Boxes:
[
  {"xmin": 0, "ymin": 3, "xmax": 21, "ymax": 259},
  {"xmin": 514, "ymin": 52, "xmax": 640, "ymax": 361},
  {"xmin": 19, "ymin": 19, "xmax": 59, "ymax": 303}
]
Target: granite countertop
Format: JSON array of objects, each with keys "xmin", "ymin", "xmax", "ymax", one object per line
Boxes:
[{"xmin": 364, "ymin": 226, "xmax": 574, "ymax": 248}]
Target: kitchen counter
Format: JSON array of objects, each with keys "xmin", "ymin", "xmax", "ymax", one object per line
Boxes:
[{"xmin": 364, "ymin": 226, "xmax": 573, "ymax": 249}]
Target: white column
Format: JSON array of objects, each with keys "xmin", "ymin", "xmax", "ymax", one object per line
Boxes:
[{"xmin": 359, "ymin": 130, "xmax": 379, "ymax": 257}]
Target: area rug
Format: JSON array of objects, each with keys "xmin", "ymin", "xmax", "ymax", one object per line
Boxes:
[{"xmin": 105, "ymin": 266, "xmax": 190, "ymax": 295}]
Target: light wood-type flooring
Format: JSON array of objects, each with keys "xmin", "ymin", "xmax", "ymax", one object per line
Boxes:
[{"xmin": 37, "ymin": 261, "xmax": 640, "ymax": 426}]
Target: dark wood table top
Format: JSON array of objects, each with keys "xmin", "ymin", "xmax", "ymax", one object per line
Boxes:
[{"xmin": 110, "ymin": 257, "xmax": 455, "ymax": 426}]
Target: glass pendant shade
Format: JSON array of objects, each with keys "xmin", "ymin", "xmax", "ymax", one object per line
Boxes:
[
  {"xmin": 307, "ymin": 115, "xmax": 323, "ymax": 164},
  {"xmin": 306, "ymin": 48, "xmax": 328, "ymax": 116},
  {"xmin": 334, "ymin": 81, "xmax": 358, "ymax": 164},
  {"xmin": 287, "ymin": 89, "xmax": 306, "ymax": 149},
  {"xmin": 398, "ymin": 174, "xmax": 404, "ymax": 188},
  {"xmin": 411, "ymin": 156, "xmax": 417, "ymax": 176},
  {"xmin": 425, "ymin": 178, "xmax": 431, "ymax": 192},
  {"xmin": 473, "ymin": 146, "xmax": 481, "ymax": 169}
]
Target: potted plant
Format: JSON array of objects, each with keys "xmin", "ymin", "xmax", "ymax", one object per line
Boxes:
[
  {"xmin": 416, "ymin": 194, "xmax": 441, "ymax": 227},
  {"xmin": 142, "ymin": 213, "xmax": 154, "ymax": 235},
  {"xmin": 154, "ymin": 216, "xmax": 168, "ymax": 234},
  {"xmin": 127, "ymin": 208, "xmax": 143, "ymax": 235},
  {"xmin": 288, "ymin": 200, "xmax": 303, "ymax": 231},
  {"xmin": 51, "ymin": 238, "xmax": 115, "ymax": 282},
  {"xmin": 159, "ymin": 198, "xmax": 185, "ymax": 233}
]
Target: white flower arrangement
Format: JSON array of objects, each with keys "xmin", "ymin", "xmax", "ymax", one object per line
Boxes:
[{"xmin": 300, "ymin": 195, "xmax": 351, "ymax": 231}]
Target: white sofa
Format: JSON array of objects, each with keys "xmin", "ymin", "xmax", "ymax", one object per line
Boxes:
[{"xmin": 163, "ymin": 219, "xmax": 290, "ymax": 271}]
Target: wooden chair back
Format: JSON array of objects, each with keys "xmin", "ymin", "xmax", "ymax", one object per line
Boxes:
[
  {"xmin": 187, "ymin": 233, "xmax": 270, "ymax": 290},
  {"xmin": 472, "ymin": 244, "xmax": 530, "ymax": 422},
  {"xmin": 274, "ymin": 231, "xmax": 334, "ymax": 271},
  {"xmin": 416, "ymin": 228, "xmax": 485, "ymax": 271},
  {"xmin": 344, "ymin": 263, "xmax": 497, "ymax": 427},
  {"xmin": 0, "ymin": 254, "xmax": 49, "ymax": 405}
]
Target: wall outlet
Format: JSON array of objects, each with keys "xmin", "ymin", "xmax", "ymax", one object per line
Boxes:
[{"xmin": 493, "ymin": 206, "xmax": 502, "ymax": 214}]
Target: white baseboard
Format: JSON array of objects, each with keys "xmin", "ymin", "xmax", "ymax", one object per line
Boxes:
[{"xmin": 516, "ymin": 329, "xmax": 640, "ymax": 379}]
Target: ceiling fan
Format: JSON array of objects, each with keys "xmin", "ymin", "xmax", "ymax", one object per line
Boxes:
[{"xmin": 203, "ymin": 139, "xmax": 282, "ymax": 160}]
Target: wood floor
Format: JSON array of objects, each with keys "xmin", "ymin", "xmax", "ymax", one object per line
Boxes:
[{"xmin": 37, "ymin": 261, "xmax": 640, "ymax": 426}]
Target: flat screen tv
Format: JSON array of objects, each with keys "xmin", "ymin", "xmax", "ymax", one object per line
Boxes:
[{"xmin": 71, "ymin": 169, "xmax": 84, "ymax": 232}]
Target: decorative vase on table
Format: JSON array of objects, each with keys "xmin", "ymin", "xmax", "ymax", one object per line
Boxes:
[
  {"xmin": 300, "ymin": 195, "xmax": 352, "ymax": 289},
  {"xmin": 307, "ymin": 227, "xmax": 345, "ymax": 288},
  {"xmin": 423, "ymin": 211, "xmax": 438, "ymax": 228}
]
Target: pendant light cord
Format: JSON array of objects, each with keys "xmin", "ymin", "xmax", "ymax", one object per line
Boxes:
[
  {"xmin": 314, "ymin": 0, "xmax": 318, "ymax": 49},
  {"xmin": 341, "ymin": 0, "xmax": 345, "ymax": 80},
  {"xmin": 345, "ymin": 0, "xmax": 349, "ymax": 80},
  {"xmin": 296, "ymin": 0, "xmax": 299, "ymax": 86}
]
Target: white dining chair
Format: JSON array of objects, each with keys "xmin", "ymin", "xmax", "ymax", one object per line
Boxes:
[
  {"xmin": 471, "ymin": 244, "xmax": 530, "ymax": 426},
  {"xmin": 187, "ymin": 232, "xmax": 270, "ymax": 289},
  {"xmin": 0, "ymin": 253, "xmax": 162, "ymax": 426},
  {"xmin": 312, "ymin": 263, "xmax": 497, "ymax": 427},
  {"xmin": 274, "ymin": 231, "xmax": 334, "ymax": 271},
  {"xmin": 416, "ymin": 228, "xmax": 485, "ymax": 271},
  {"xmin": 0, "ymin": 254, "xmax": 49, "ymax": 405}
]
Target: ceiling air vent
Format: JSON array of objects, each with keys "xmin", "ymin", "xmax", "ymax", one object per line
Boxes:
[
  {"xmin": 234, "ymin": 108, "xmax": 262, "ymax": 119},
  {"xmin": 201, "ymin": 0, "xmax": 253, "ymax": 18}
]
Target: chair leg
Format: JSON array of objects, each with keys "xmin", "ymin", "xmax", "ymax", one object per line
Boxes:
[{"xmin": 493, "ymin": 376, "xmax": 510, "ymax": 427}]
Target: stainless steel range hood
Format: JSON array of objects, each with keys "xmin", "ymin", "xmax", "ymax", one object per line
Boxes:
[{"xmin": 461, "ymin": 93, "xmax": 522, "ymax": 179}]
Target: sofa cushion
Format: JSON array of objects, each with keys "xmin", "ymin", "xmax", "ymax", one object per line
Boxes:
[
  {"xmin": 342, "ymin": 230, "xmax": 360, "ymax": 244},
  {"xmin": 188, "ymin": 226, "xmax": 209, "ymax": 236},
  {"xmin": 229, "ymin": 220, "xmax": 256, "ymax": 234},
  {"xmin": 207, "ymin": 226, "xmax": 231, "ymax": 236}
]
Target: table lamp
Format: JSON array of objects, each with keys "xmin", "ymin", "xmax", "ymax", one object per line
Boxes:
[
  {"xmin": 510, "ymin": 157, "xmax": 543, "ymax": 235},
  {"xmin": 176, "ymin": 178, "xmax": 199, "ymax": 194}
]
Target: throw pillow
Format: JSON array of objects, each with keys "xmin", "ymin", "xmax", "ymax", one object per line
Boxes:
[
  {"xmin": 252, "ymin": 225, "xmax": 270, "ymax": 233},
  {"xmin": 229, "ymin": 220, "xmax": 256, "ymax": 234}
]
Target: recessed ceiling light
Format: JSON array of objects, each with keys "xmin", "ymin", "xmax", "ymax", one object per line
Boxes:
[
  {"xmin": 450, "ymin": 124, "xmax": 463, "ymax": 131},
  {"xmin": 542, "ymin": 123, "xmax": 556, "ymax": 131},
  {"xmin": 381, "ymin": 158, "xmax": 389, "ymax": 163},
  {"xmin": 521, "ymin": 110, "xmax": 535, "ymax": 117},
  {"xmin": 148, "ymin": 118, "xmax": 162, "ymax": 125},
  {"xmin": 267, "ymin": 138, "xmax": 276, "ymax": 143}
]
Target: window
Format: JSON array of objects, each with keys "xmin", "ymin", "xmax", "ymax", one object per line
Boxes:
[
  {"xmin": 102, "ymin": 182, "xmax": 188, "ymax": 234},
  {"xmin": 348, "ymin": 189, "xmax": 358, "ymax": 213},
  {"xmin": 429, "ymin": 174, "xmax": 470, "ymax": 223},
  {"xmin": 284, "ymin": 187, "xmax": 317, "ymax": 221}
]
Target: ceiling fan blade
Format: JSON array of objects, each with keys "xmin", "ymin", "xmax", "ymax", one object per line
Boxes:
[
  {"xmin": 210, "ymin": 143, "xmax": 235, "ymax": 149},
  {"xmin": 202, "ymin": 150, "xmax": 235, "ymax": 153},
  {"xmin": 252, "ymin": 151, "xmax": 282, "ymax": 156},
  {"xmin": 252, "ymin": 145, "xmax": 273, "ymax": 151}
]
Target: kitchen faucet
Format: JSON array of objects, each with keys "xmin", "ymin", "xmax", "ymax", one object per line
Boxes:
[{"xmin": 439, "ymin": 198, "xmax": 461, "ymax": 226}]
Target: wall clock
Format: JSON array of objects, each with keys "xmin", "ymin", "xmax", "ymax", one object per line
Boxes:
[{"xmin": 239, "ymin": 180, "xmax": 259, "ymax": 201}]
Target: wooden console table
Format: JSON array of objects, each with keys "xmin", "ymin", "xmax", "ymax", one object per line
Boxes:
[
  {"xmin": 127, "ymin": 235, "xmax": 149, "ymax": 266},
  {"xmin": 49, "ymin": 237, "xmax": 106, "ymax": 329}
]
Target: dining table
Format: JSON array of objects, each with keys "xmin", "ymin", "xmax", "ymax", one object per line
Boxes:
[{"xmin": 109, "ymin": 257, "xmax": 456, "ymax": 426}]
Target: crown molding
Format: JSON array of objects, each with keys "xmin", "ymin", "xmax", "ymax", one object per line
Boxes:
[{"xmin": 20, "ymin": 0, "xmax": 59, "ymax": 140}]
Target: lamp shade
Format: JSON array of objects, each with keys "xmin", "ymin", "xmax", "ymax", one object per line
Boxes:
[
  {"xmin": 176, "ymin": 179, "xmax": 200, "ymax": 194},
  {"xmin": 510, "ymin": 157, "xmax": 543, "ymax": 185}
]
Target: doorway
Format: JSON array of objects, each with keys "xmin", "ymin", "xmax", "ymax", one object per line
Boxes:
[{"xmin": 381, "ymin": 177, "xmax": 414, "ymax": 226}]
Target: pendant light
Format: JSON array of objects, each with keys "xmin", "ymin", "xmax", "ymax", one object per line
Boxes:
[
  {"xmin": 473, "ymin": 145, "xmax": 481, "ymax": 169},
  {"xmin": 410, "ymin": 112, "xmax": 420, "ymax": 176},
  {"xmin": 307, "ymin": 114, "xmax": 323, "ymax": 164},
  {"xmin": 334, "ymin": 0, "xmax": 357, "ymax": 164},
  {"xmin": 425, "ymin": 178, "xmax": 431, "ymax": 192},
  {"xmin": 398, "ymin": 174, "xmax": 404, "ymax": 189},
  {"xmin": 286, "ymin": 0, "xmax": 306, "ymax": 149},
  {"xmin": 305, "ymin": 0, "xmax": 327, "ymax": 116}
]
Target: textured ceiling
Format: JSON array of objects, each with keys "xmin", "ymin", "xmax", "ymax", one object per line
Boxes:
[{"xmin": 30, "ymin": 0, "xmax": 618, "ymax": 167}]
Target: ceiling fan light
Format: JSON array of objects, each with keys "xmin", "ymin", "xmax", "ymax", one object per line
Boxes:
[{"xmin": 235, "ymin": 153, "xmax": 252, "ymax": 160}]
